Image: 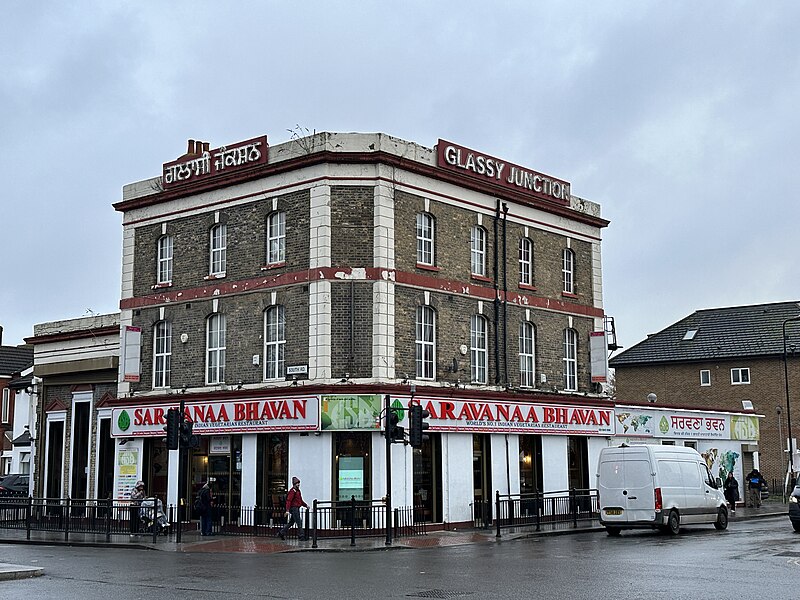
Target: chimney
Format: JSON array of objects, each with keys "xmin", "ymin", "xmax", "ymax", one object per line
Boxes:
[{"xmin": 178, "ymin": 139, "xmax": 209, "ymax": 160}]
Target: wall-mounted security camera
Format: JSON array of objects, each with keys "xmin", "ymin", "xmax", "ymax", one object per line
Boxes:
[{"xmin": 647, "ymin": 393, "xmax": 657, "ymax": 403}]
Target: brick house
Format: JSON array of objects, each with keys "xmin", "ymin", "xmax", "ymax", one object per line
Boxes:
[
  {"xmin": 0, "ymin": 327, "xmax": 34, "ymax": 475},
  {"xmin": 44, "ymin": 132, "xmax": 612, "ymax": 526},
  {"xmin": 609, "ymin": 301, "xmax": 800, "ymax": 494}
]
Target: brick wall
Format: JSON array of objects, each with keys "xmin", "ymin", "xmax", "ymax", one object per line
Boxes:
[
  {"xmin": 129, "ymin": 182, "xmax": 600, "ymax": 394},
  {"xmin": 133, "ymin": 189, "xmax": 310, "ymax": 296},
  {"xmin": 331, "ymin": 186, "xmax": 373, "ymax": 267},
  {"xmin": 132, "ymin": 286, "xmax": 310, "ymax": 390}
]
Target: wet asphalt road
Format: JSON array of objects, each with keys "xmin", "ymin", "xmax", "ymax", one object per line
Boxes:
[{"xmin": 0, "ymin": 516, "xmax": 797, "ymax": 600}]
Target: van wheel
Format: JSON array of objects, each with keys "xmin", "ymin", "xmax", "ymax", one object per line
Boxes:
[
  {"xmin": 666, "ymin": 510, "xmax": 680, "ymax": 535},
  {"xmin": 606, "ymin": 527, "xmax": 621, "ymax": 537},
  {"xmin": 714, "ymin": 508, "xmax": 728, "ymax": 530}
]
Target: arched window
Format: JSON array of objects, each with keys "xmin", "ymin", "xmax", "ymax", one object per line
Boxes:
[
  {"xmin": 264, "ymin": 305, "xmax": 286, "ymax": 380},
  {"xmin": 519, "ymin": 237, "xmax": 533, "ymax": 286},
  {"xmin": 210, "ymin": 224, "xmax": 227, "ymax": 276},
  {"xmin": 416, "ymin": 212, "xmax": 435, "ymax": 266},
  {"xmin": 471, "ymin": 314, "xmax": 488, "ymax": 384},
  {"xmin": 519, "ymin": 321, "xmax": 536, "ymax": 387},
  {"xmin": 470, "ymin": 226, "xmax": 487, "ymax": 276},
  {"xmin": 266, "ymin": 212, "xmax": 286, "ymax": 265},
  {"xmin": 157, "ymin": 235, "xmax": 173, "ymax": 285},
  {"xmin": 206, "ymin": 313, "xmax": 226, "ymax": 384},
  {"xmin": 153, "ymin": 321, "xmax": 172, "ymax": 388},
  {"xmin": 562, "ymin": 248, "xmax": 575, "ymax": 294},
  {"xmin": 415, "ymin": 306, "xmax": 436, "ymax": 380},
  {"xmin": 563, "ymin": 328, "xmax": 578, "ymax": 391}
]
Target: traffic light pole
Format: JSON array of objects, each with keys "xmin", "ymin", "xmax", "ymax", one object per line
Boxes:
[{"xmin": 385, "ymin": 397, "xmax": 393, "ymax": 547}]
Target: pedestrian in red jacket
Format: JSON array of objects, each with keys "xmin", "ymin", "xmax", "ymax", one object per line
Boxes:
[{"xmin": 278, "ymin": 476, "xmax": 308, "ymax": 540}]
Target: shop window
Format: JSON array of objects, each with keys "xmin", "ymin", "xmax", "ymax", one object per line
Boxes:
[
  {"xmin": 206, "ymin": 313, "xmax": 226, "ymax": 384},
  {"xmin": 264, "ymin": 305, "xmax": 286, "ymax": 380},
  {"xmin": 415, "ymin": 305, "xmax": 436, "ymax": 380},
  {"xmin": 209, "ymin": 223, "xmax": 227, "ymax": 276},
  {"xmin": 416, "ymin": 212, "xmax": 435, "ymax": 266},
  {"xmin": 471, "ymin": 314, "xmax": 488, "ymax": 384},
  {"xmin": 563, "ymin": 328, "xmax": 578, "ymax": 391},
  {"xmin": 519, "ymin": 237, "xmax": 533, "ymax": 286},
  {"xmin": 470, "ymin": 225, "xmax": 487, "ymax": 277},
  {"xmin": 266, "ymin": 211, "xmax": 286, "ymax": 265},
  {"xmin": 700, "ymin": 369, "xmax": 711, "ymax": 386},
  {"xmin": 334, "ymin": 432, "xmax": 371, "ymax": 502},
  {"xmin": 157, "ymin": 234, "xmax": 173, "ymax": 285},
  {"xmin": 731, "ymin": 368, "xmax": 750, "ymax": 385},
  {"xmin": 519, "ymin": 321, "xmax": 536, "ymax": 387}
]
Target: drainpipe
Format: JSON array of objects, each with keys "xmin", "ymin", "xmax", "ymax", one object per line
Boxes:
[
  {"xmin": 493, "ymin": 199, "xmax": 501, "ymax": 385},
  {"xmin": 502, "ymin": 203, "xmax": 509, "ymax": 387}
]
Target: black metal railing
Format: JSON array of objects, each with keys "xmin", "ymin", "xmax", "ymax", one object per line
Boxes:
[
  {"xmin": 0, "ymin": 495, "xmax": 426, "ymax": 546},
  {"xmin": 493, "ymin": 488, "xmax": 599, "ymax": 537},
  {"xmin": 0, "ymin": 495, "xmax": 170, "ymax": 543}
]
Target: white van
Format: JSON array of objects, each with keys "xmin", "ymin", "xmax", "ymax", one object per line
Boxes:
[{"xmin": 596, "ymin": 444, "xmax": 728, "ymax": 536}]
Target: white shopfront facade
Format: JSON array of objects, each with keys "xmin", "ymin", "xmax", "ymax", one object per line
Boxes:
[{"xmin": 109, "ymin": 392, "xmax": 617, "ymax": 526}]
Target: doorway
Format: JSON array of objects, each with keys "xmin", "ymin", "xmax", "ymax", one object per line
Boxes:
[
  {"xmin": 567, "ymin": 436, "xmax": 589, "ymax": 490},
  {"xmin": 70, "ymin": 400, "xmax": 90, "ymax": 499},
  {"xmin": 97, "ymin": 419, "xmax": 115, "ymax": 500},
  {"xmin": 472, "ymin": 433, "xmax": 492, "ymax": 525},
  {"xmin": 413, "ymin": 432, "xmax": 442, "ymax": 522},
  {"xmin": 46, "ymin": 420, "xmax": 64, "ymax": 498},
  {"xmin": 519, "ymin": 434, "xmax": 543, "ymax": 494}
]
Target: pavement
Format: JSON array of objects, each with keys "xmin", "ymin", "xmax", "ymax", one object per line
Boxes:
[{"xmin": 0, "ymin": 502, "xmax": 789, "ymax": 579}]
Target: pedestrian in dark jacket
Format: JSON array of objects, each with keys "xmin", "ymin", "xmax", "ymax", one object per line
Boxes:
[
  {"xmin": 278, "ymin": 476, "xmax": 308, "ymax": 541},
  {"xmin": 723, "ymin": 471, "xmax": 739, "ymax": 514},
  {"xmin": 197, "ymin": 480, "xmax": 214, "ymax": 536},
  {"xmin": 745, "ymin": 469, "xmax": 763, "ymax": 508}
]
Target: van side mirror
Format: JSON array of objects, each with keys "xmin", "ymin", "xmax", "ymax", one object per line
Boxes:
[{"xmin": 715, "ymin": 477, "xmax": 722, "ymax": 488}]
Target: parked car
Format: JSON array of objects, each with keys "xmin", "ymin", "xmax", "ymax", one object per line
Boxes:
[
  {"xmin": 0, "ymin": 474, "xmax": 30, "ymax": 496},
  {"xmin": 789, "ymin": 482, "xmax": 800, "ymax": 532}
]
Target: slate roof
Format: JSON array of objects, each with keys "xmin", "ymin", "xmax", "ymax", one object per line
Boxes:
[
  {"xmin": 0, "ymin": 345, "xmax": 33, "ymax": 376},
  {"xmin": 609, "ymin": 301, "xmax": 800, "ymax": 367}
]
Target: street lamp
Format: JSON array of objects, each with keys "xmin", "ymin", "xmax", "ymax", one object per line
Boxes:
[{"xmin": 781, "ymin": 315, "xmax": 800, "ymax": 495}]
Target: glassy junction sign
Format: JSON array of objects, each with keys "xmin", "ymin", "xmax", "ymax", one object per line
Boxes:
[{"xmin": 437, "ymin": 139, "xmax": 571, "ymax": 206}]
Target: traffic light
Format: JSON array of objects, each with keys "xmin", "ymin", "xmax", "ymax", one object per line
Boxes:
[
  {"xmin": 409, "ymin": 404, "xmax": 430, "ymax": 448},
  {"xmin": 164, "ymin": 407, "xmax": 180, "ymax": 450},
  {"xmin": 385, "ymin": 408, "xmax": 404, "ymax": 443},
  {"xmin": 179, "ymin": 418, "xmax": 194, "ymax": 447}
]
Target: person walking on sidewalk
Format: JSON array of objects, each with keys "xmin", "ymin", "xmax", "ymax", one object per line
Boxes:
[
  {"xmin": 745, "ymin": 468, "xmax": 764, "ymax": 508},
  {"xmin": 724, "ymin": 471, "xmax": 739, "ymax": 514},
  {"xmin": 129, "ymin": 480, "xmax": 146, "ymax": 534},
  {"xmin": 278, "ymin": 476, "xmax": 308, "ymax": 540},
  {"xmin": 197, "ymin": 480, "xmax": 214, "ymax": 536}
]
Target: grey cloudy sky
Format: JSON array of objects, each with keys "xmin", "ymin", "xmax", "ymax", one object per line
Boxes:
[{"xmin": 2, "ymin": 1, "xmax": 798, "ymax": 353}]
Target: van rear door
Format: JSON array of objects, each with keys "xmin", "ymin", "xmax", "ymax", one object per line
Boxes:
[
  {"xmin": 620, "ymin": 456, "xmax": 656, "ymax": 522},
  {"xmin": 598, "ymin": 450, "xmax": 655, "ymax": 524}
]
